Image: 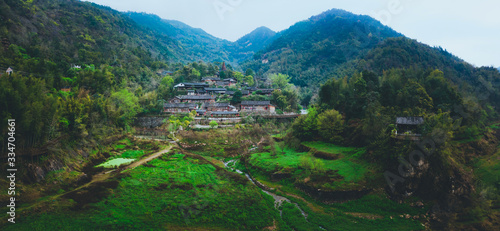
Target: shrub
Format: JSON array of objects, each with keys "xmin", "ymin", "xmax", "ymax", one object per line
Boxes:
[{"xmin": 209, "ymin": 120, "xmax": 218, "ymax": 129}]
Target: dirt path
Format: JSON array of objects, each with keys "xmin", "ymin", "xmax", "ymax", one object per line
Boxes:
[
  {"xmin": 10, "ymin": 145, "xmax": 174, "ymax": 219},
  {"xmin": 126, "ymin": 147, "xmax": 172, "ymax": 169},
  {"xmin": 73, "ymin": 144, "xmax": 174, "ymax": 191},
  {"xmin": 284, "ymin": 192, "xmax": 325, "ymax": 213}
]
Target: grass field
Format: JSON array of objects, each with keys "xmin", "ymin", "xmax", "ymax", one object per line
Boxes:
[
  {"xmin": 5, "ymin": 151, "xmax": 281, "ymax": 230},
  {"xmin": 248, "ymin": 141, "xmax": 373, "ymax": 188},
  {"xmin": 244, "ymin": 141, "xmax": 426, "ymax": 230}
]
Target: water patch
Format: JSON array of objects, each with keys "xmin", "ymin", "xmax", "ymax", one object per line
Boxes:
[{"xmin": 96, "ymin": 158, "xmax": 135, "ymax": 168}]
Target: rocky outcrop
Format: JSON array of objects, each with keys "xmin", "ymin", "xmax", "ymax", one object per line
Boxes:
[{"xmin": 26, "ymin": 158, "xmax": 64, "ymax": 183}]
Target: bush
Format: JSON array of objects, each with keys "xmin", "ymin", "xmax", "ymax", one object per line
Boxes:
[
  {"xmin": 209, "ymin": 120, "xmax": 218, "ymax": 129},
  {"xmin": 317, "ymin": 109, "xmax": 344, "ymax": 144}
]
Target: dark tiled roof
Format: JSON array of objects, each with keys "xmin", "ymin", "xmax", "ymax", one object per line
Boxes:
[
  {"xmin": 205, "ymin": 88, "xmax": 227, "ymax": 92},
  {"xmin": 225, "ymin": 91, "xmax": 235, "ymax": 95},
  {"xmin": 175, "ymin": 83, "xmax": 209, "ymax": 87},
  {"xmin": 179, "ymin": 95, "xmax": 216, "ymax": 100},
  {"xmin": 203, "ymin": 102, "xmax": 231, "ymax": 108},
  {"xmin": 257, "ymin": 89, "xmax": 274, "ymax": 94},
  {"xmin": 164, "ymin": 103, "xmax": 198, "ymax": 108},
  {"xmin": 210, "ymin": 111, "xmax": 239, "ymax": 115},
  {"xmin": 396, "ymin": 117, "xmax": 424, "ymax": 125},
  {"xmin": 202, "ymin": 77, "xmax": 220, "ymax": 81},
  {"xmin": 241, "ymin": 90, "xmax": 250, "ymax": 95},
  {"xmin": 241, "ymin": 101, "xmax": 271, "ymax": 106},
  {"xmin": 216, "ymin": 81, "xmax": 228, "ymax": 86}
]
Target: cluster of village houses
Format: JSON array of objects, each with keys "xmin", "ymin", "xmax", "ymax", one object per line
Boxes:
[{"xmin": 164, "ymin": 76, "xmax": 276, "ymax": 117}]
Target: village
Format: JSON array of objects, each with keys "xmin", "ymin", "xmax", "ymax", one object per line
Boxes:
[{"xmin": 162, "ymin": 62, "xmax": 297, "ymax": 125}]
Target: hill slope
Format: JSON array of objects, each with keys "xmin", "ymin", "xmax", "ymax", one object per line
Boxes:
[
  {"xmin": 124, "ymin": 13, "xmax": 278, "ymax": 66},
  {"xmin": 124, "ymin": 12, "xmax": 237, "ymax": 65},
  {"xmin": 233, "ymin": 26, "xmax": 277, "ymax": 58},
  {"xmin": 241, "ymin": 9, "xmax": 403, "ymax": 86},
  {"xmin": 0, "ymin": 0, "xmax": 189, "ymax": 73}
]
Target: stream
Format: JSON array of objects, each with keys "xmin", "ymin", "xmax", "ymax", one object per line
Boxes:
[{"xmin": 223, "ymin": 160, "xmax": 309, "ymax": 219}]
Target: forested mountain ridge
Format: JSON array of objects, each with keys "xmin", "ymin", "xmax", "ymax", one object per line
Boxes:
[
  {"xmin": 124, "ymin": 12, "xmax": 237, "ymax": 65},
  {"xmin": 241, "ymin": 8, "xmax": 404, "ymax": 86},
  {"xmin": 124, "ymin": 12, "xmax": 278, "ymax": 65},
  {"xmin": 0, "ymin": 0, "xmax": 183, "ymax": 73},
  {"xmin": 234, "ymin": 26, "xmax": 277, "ymax": 57}
]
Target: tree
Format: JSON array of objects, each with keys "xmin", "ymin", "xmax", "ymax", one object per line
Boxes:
[
  {"xmin": 269, "ymin": 73, "xmax": 291, "ymax": 89},
  {"xmin": 234, "ymin": 71, "xmax": 244, "ymax": 83},
  {"xmin": 191, "ymin": 68, "xmax": 201, "ymax": 79},
  {"xmin": 244, "ymin": 75, "xmax": 255, "ymax": 86},
  {"xmin": 272, "ymin": 87, "xmax": 299, "ymax": 112},
  {"xmin": 189, "ymin": 110, "xmax": 197, "ymax": 119},
  {"xmin": 109, "ymin": 89, "xmax": 140, "ymax": 129},
  {"xmin": 209, "ymin": 120, "xmax": 218, "ymax": 129},
  {"xmin": 158, "ymin": 76, "xmax": 174, "ymax": 99},
  {"xmin": 317, "ymin": 109, "xmax": 345, "ymax": 144},
  {"xmin": 245, "ymin": 68, "xmax": 255, "ymax": 77},
  {"xmin": 290, "ymin": 107, "xmax": 318, "ymax": 141},
  {"xmin": 231, "ymin": 90, "xmax": 242, "ymax": 104},
  {"xmin": 397, "ymin": 80, "xmax": 433, "ymax": 110}
]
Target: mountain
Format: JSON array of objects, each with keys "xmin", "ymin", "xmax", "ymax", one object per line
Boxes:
[
  {"xmin": 124, "ymin": 12, "xmax": 237, "ymax": 65},
  {"xmin": 358, "ymin": 38, "xmax": 476, "ymax": 83},
  {"xmin": 124, "ymin": 13, "xmax": 279, "ymax": 66},
  {"xmin": 241, "ymin": 9, "xmax": 403, "ymax": 86},
  {"xmin": 0, "ymin": 0, "xmax": 186, "ymax": 73},
  {"xmin": 234, "ymin": 26, "xmax": 277, "ymax": 55}
]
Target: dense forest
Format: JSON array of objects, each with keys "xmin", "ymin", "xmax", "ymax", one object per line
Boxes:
[
  {"xmin": 1, "ymin": 0, "xmax": 500, "ymax": 230},
  {"xmin": 241, "ymin": 9, "xmax": 403, "ymax": 87},
  {"xmin": 124, "ymin": 12, "xmax": 278, "ymax": 66}
]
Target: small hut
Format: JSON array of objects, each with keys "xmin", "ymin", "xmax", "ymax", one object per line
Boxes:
[
  {"xmin": 395, "ymin": 117, "xmax": 424, "ymax": 140},
  {"xmin": 6, "ymin": 67, "xmax": 13, "ymax": 75}
]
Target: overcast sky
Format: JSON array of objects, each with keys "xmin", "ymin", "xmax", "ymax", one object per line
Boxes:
[{"xmin": 85, "ymin": 0, "xmax": 500, "ymax": 67}]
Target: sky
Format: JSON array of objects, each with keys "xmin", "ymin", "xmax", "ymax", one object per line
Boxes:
[{"xmin": 85, "ymin": 0, "xmax": 500, "ymax": 68}]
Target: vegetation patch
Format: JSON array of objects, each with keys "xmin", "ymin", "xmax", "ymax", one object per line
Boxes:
[
  {"xmin": 7, "ymin": 151, "xmax": 280, "ymax": 230},
  {"xmin": 312, "ymin": 149, "xmax": 339, "ymax": 160},
  {"xmin": 120, "ymin": 150, "xmax": 145, "ymax": 159},
  {"xmin": 248, "ymin": 142, "xmax": 372, "ymax": 190}
]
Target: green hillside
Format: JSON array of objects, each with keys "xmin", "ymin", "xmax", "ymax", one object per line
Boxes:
[
  {"xmin": 241, "ymin": 9, "xmax": 403, "ymax": 86},
  {"xmin": 125, "ymin": 12, "xmax": 278, "ymax": 66},
  {"xmin": 1, "ymin": 1, "xmax": 500, "ymax": 230},
  {"xmin": 0, "ymin": 0, "xmax": 182, "ymax": 73},
  {"xmin": 234, "ymin": 26, "xmax": 277, "ymax": 60},
  {"xmin": 124, "ymin": 12, "xmax": 237, "ymax": 65}
]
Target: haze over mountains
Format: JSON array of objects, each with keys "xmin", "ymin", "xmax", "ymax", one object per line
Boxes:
[
  {"xmin": 125, "ymin": 12, "xmax": 279, "ymax": 66},
  {"xmin": 1, "ymin": 0, "xmax": 498, "ymax": 92},
  {"xmin": 125, "ymin": 8, "xmax": 498, "ymax": 91}
]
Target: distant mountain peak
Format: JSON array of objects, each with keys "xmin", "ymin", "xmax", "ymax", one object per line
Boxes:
[
  {"xmin": 252, "ymin": 26, "xmax": 275, "ymax": 34},
  {"xmin": 235, "ymin": 26, "xmax": 277, "ymax": 52},
  {"xmin": 242, "ymin": 8, "xmax": 403, "ymax": 86}
]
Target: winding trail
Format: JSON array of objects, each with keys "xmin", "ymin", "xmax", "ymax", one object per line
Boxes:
[
  {"xmin": 8, "ymin": 144, "xmax": 174, "ymax": 220},
  {"xmin": 82, "ymin": 144, "xmax": 174, "ymax": 186},
  {"xmin": 126, "ymin": 146, "xmax": 172, "ymax": 169}
]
